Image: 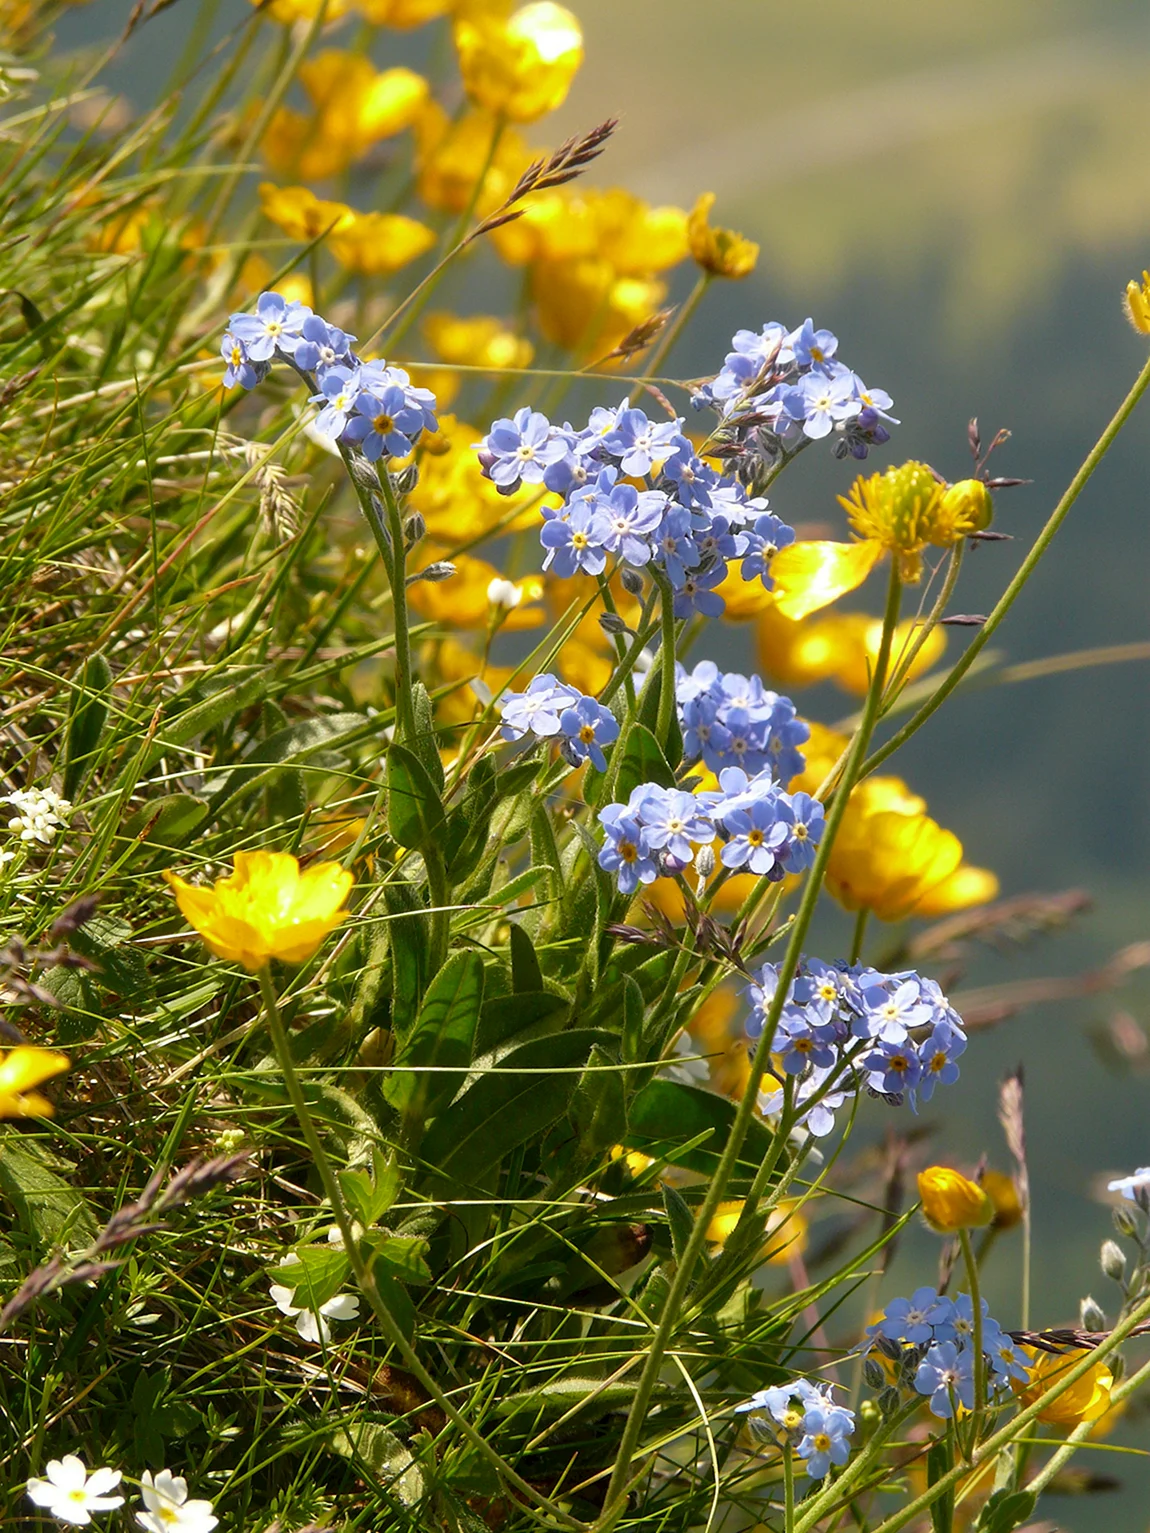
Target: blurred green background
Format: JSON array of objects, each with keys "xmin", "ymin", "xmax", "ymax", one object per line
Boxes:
[{"xmin": 51, "ymin": 2, "xmax": 1150, "ymax": 1523}]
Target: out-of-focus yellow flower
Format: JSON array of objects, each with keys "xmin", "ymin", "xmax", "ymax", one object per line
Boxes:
[
  {"xmin": 409, "ymin": 552, "xmax": 544, "ymax": 631},
  {"xmin": 0, "ymin": 1048, "xmax": 70, "ymax": 1119},
  {"xmin": 1123, "ymin": 270, "xmax": 1150, "ymax": 335},
  {"xmin": 491, "ymin": 186, "xmax": 688, "ymax": 275},
  {"xmin": 1013, "ymin": 1348, "xmax": 1113, "ymax": 1426},
  {"xmin": 788, "ymin": 721, "xmax": 848, "ymax": 798},
  {"xmin": 706, "ymin": 1197, "xmax": 808, "ymax": 1263},
  {"xmin": 164, "ymin": 851, "xmax": 353, "ymax": 971},
  {"xmin": 917, "ymin": 1166, "xmax": 994, "ymax": 1234},
  {"xmin": 533, "ymin": 257, "xmax": 665, "ymax": 358},
  {"xmin": 230, "ymin": 252, "xmax": 314, "ymax": 309},
  {"xmin": 0, "ymin": 0, "xmax": 34, "ymax": 42},
  {"xmin": 86, "ymin": 201, "xmax": 157, "ymax": 255},
  {"xmin": 262, "ymin": 55, "xmax": 429, "ymax": 179},
  {"xmin": 771, "ymin": 462, "xmax": 995, "ymax": 619},
  {"xmin": 252, "ymin": 0, "xmax": 352, "ymax": 22},
  {"xmin": 911, "ymin": 862, "xmax": 1000, "ymax": 918},
  {"xmin": 542, "ymin": 574, "xmax": 641, "ymax": 689},
  {"xmin": 609, "ymin": 1143, "xmax": 654, "ymax": 1177},
  {"xmin": 826, "ymin": 777, "xmax": 963, "ymax": 921},
  {"xmin": 427, "ymin": 637, "xmax": 511, "ymax": 726},
  {"xmin": 687, "ymin": 192, "xmax": 759, "ymax": 279},
  {"xmin": 329, "ymin": 211, "xmax": 436, "ymax": 275},
  {"xmin": 414, "ymin": 103, "xmax": 531, "ymax": 216},
  {"xmin": 259, "ymin": 183, "xmax": 352, "ymax": 241},
  {"xmin": 755, "ymin": 607, "xmax": 947, "ymax": 696},
  {"xmin": 454, "ymin": 1, "xmax": 583, "ymax": 123},
  {"xmin": 981, "ymin": 1169, "xmax": 1024, "ymax": 1231},
  {"xmin": 424, "ymin": 311, "xmax": 534, "ymax": 373},
  {"xmin": 355, "ymin": 0, "xmax": 450, "ymax": 24},
  {"xmin": 405, "ymin": 414, "xmax": 538, "ymax": 541}
]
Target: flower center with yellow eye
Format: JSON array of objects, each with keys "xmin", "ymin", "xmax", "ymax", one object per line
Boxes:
[
  {"xmin": 817, "ymin": 982, "xmax": 836, "ymax": 1002},
  {"xmin": 666, "ymin": 816, "xmax": 685, "ymax": 834},
  {"xmin": 515, "ymin": 443, "xmax": 536, "ymax": 461},
  {"xmin": 889, "ymin": 1054, "xmax": 910, "ymax": 1075},
  {"xmin": 880, "ymin": 1002, "xmax": 898, "ymax": 1020},
  {"xmin": 265, "ymin": 319, "xmax": 283, "ymax": 336},
  {"xmin": 813, "ymin": 1432, "xmax": 831, "ymax": 1453},
  {"xmin": 747, "ymin": 829, "xmax": 764, "ymax": 847},
  {"xmin": 793, "ymin": 1036, "xmax": 813, "ymax": 1053},
  {"xmin": 571, "ymin": 531, "xmax": 589, "ymax": 550},
  {"xmin": 373, "ymin": 413, "xmax": 394, "ymax": 435},
  {"xmin": 230, "ymin": 345, "xmax": 243, "ymax": 365},
  {"xmin": 619, "ymin": 840, "xmax": 637, "ymax": 863},
  {"xmin": 731, "ymin": 737, "xmax": 747, "ymax": 756},
  {"xmin": 763, "ymin": 541, "xmax": 778, "ymax": 557},
  {"xmin": 578, "ymin": 724, "xmax": 595, "ymax": 744},
  {"xmin": 782, "ymin": 1407, "xmax": 803, "ymax": 1431},
  {"xmin": 794, "ymin": 823, "xmax": 809, "ymax": 840},
  {"xmin": 809, "ymin": 345, "xmax": 824, "ymax": 363},
  {"xmin": 930, "ymin": 1053, "xmax": 947, "ymax": 1073},
  {"xmin": 68, "ymin": 1491, "xmax": 89, "ymax": 1504}
]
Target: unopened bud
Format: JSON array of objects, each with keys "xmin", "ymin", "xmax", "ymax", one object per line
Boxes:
[
  {"xmin": 558, "ymin": 738, "xmax": 582, "ymax": 770},
  {"xmin": 487, "ymin": 577, "xmax": 523, "ymax": 611},
  {"xmin": 877, "ymin": 1386, "xmax": 901, "ymax": 1417},
  {"xmin": 1113, "ymin": 1204, "xmax": 1139, "ymax": 1239},
  {"xmin": 1080, "ymin": 1295, "xmax": 1107, "ymax": 1332},
  {"xmin": 1100, "ymin": 1240, "xmax": 1126, "ymax": 1281},
  {"xmin": 1110, "ymin": 1350, "xmax": 1126, "ymax": 1384},
  {"xmin": 1123, "ymin": 271, "xmax": 1150, "ymax": 336},
  {"xmin": 620, "ymin": 566, "xmax": 645, "ymax": 596},
  {"xmin": 873, "ymin": 1335, "xmax": 902, "ymax": 1362},
  {"xmin": 863, "ymin": 1357, "xmax": 886, "ymax": 1390},
  {"xmin": 403, "ymin": 512, "xmax": 425, "ymax": 547},
  {"xmin": 407, "ymin": 561, "xmax": 455, "ymax": 586},
  {"xmin": 391, "ymin": 463, "xmax": 419, "ymax": 496},
  {"xmin": 598, "ymin": 612, "xmax": 629, "ymax": 636},
  {"xmin": 349, "ymin": 456, "xmax": 381, "ymax": 490},
  {"xmin": 694, "ymin": 844, "xmax": 715, "ymax": 880}
]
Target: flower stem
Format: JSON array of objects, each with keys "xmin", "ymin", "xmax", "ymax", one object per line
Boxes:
[
  {"xmin": 593, "ymin": 562, "xmax": 903, "ymax": 1532},
  {"xmin": 651, "ymin": 566, "xmax": 679, "ymax": 749},
  {"xmin": 959, "ymin": 1228, "xmax": 986, "ymax": 1454},
  {"xmin": 848, "ymin": 908, "xmax": 870, "ymax": 965},
  {"xmin": 255, "ymin": 966, "xmax": 578, "ymax": 1530},
  {"xmin": 783, "ymin": 1436, "xmax": 796, "ymax": 1533},
  {"xmin": 861, "ymin": 349, "xmax": 1150, "ymax": 780}
]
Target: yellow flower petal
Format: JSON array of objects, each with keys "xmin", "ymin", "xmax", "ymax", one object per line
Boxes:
[
  {"xmin": 328, "ymin": 211, "xmax": 436, "ymax": 275},
  {"xmin": 687, "ymin": 192, "xmax": 759, "ymax": 279},
  {"xmin": 770, "ymin": 540, "xmax": 883, "ymax": 621},
  {"xmin": 454, "ymin": 2, "xmax": 583, "ymax": 124},
  {"xmin": 918, "ymin": 1166, "xmax": 994, "ymax": 1233},
  {"xmin": 910, "ymin": 863, "xmax": 999, "ymax": 918}
]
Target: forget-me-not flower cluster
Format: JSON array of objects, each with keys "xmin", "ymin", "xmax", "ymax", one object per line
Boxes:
[
  {"xmin": 498, "ymin": 674, "xmax": 620, "ymax": 770},
  {"xmin": 676, "ymin": 661, "xmax": 809, "ymax": 784},
  {"xmin": 693, "ymin": 315, "xmax": 899, "ymax": 466},
  {"xmin": 475, "ymin": 399, "xmax": 799, "ymax": 619},
  {"xmin": 596, "ymin": 765, "xmax": 824, "ymax": 896},
  {"xmin": 736, "ymin": 1379, "xmax": 856, "ymax": 1479},
  {"xmin": 866, "ymin": 1287, "xmax": 1031, "ymax": 1419},
  {"xmin": 748, "ymin": 960, "xmax": 968, "ymax": 1138},
  {"xmin": 221, "ymin": 290, "xmax": 437, "ymax": 461}
]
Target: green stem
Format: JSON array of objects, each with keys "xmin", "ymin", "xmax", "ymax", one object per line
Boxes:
[
  {"xmin": 959, "ymin": 1228, "xmax": 986, "ymax": 1454},
  {"xmin": 881, "ymin": 541, "xmax": 964, "ymax": 706},
  {"xmin": 255, "ymin": 967, "xmax": 579, "ymax": 1530},
  {"xmin": 652, "ymin": 566, "xmax": 679, "ymax": 749},
  {"xmin": 626, "ymin": 271, "xmax": 712, "ymax": 406},
  {"xmin": 861, "ymin": 350, "xmax": 1150, "ymax": 781},
  {"xmin": 593, "ymin": 563, "xmax": 903, "ymax": 1532},
  {"xmin": 848, "ymin": 908, "xmax": 870, "ymax": 966},
  {"xmin": 783, "ymin": 1436, "xmax": 796, "ymax": 1533},
  {"xmin": 1023, "ymin": 1349, "xmax": 1150, "ymax": 1500}
]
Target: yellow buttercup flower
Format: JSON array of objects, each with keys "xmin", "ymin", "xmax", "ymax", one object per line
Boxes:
[
  {"xmin": 825, "ymin": 777, "xmax": 962, "ymax": 921},
  {"xmin": 771, "ymin": 462, "xmax": 995, "ymax": 619},
  {"xmin": 917, "ymin": 1166, "xmax": 994, "ymax": 1234},
  {"xmin": 354, "ymin": 0, "xmax": 450, "ymax": 25},
  {"xmin": 409, "ymin": 552, "xmax": 544, "ymax": 631},
  {"xmin": 1013, "ymin": 1347, "xmax": 1113, "ymax": 1426},
  {"xmin": 262, "ymin": 55, "xmax": 429, "ymax": 179},
  {"xmin": 910, "ymin": 862, "xmax": 1000, "ymax": 918},
  {"xmin": 252, "ymin": 0, "xmax": 352, "ymax": 22},
  {"xmin": 454, "ymin": 2, "xmax": 583, "ymax": 124},
  {"xmin": 424, "ymin": 311, "xmax": 534, "ymax": 373},
  {"xmin": 0, "ymin": 1047, "xmax": 70, "ymax": 1119},
  {"xmin": 491, "ymin": 186, "xmax": 688, "ymax": 275},
  {"xmin": 328, "ymin": 211, "xmax": 436, "ymax": 275},
  {"xmin": 533, "ymin": 257, "xmax": 665, "ymax": 358},
  {"xmin": 707, "ymin": 1198, "xmax": 808, "ymax": 1264},
  {"xmin": 755, "ymin": 607, "xmax": 947, "ymax": 696},
  {"xmin": 981, "ymin": 1169, "xmax": 1023, "ymax": 1231},
  {"xmin": 1123, "ymin": 270, "xmax": 1150, "ymax": 336},
  {"xmin": 687, "ymin": 192, "xmax": 759, "ymax": 279},
  {"xmin": 259, "ymin": 183, "xmax": 353, "ymax": 242},
  {"xmin": 164, "ymin": 851, "xmax": 353, "ymax": 971}
]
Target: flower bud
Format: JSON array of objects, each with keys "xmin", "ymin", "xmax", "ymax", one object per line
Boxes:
[
  {"xmin": 1100, "ymin": 1240, "xmax": 1126, "ymax": 1281},
  {"xmin": 694, "ymin": 844, "xmax": 716, "ymax": 880},
  {"xmin": 487, "ymin": 577, "xmax": 523, "ymax": 611},
  {"xmin": 878, "ymin": 1386, "xmax": 902, "ymax": 1417},
  {"xmin": 408, "ymin": 560, "xmax": 456, "ymax": 584},
  {"xmin": 1113, "ymin": 1204, "xmax": 1139, "ymax": 1239},
  {"xmin": 1124, "ymin": 271, "xmax": 1150, "ymax": 336},
  {"xmin": 938, "ymin": 477, "xmax": 994, "ymax": 537},
  {"xmin": 392, "ymin": 463, "xmax": 420, "ymax": 495},
  {"xmin": 598, "ymin": 611, "xmax": 629, "ymax": 636},
  {"xmin": 403, "ymin": 511, "xmax": 426, "ymax": 547},
  {"xmin": 863, "ymin": 1357, "xmax": 886, "ymax": 1390},
  {"xmin": 687, "ymin": 192, "xmax": 759, "ymax": 280},
  {"xmin": 620, "ymin": 566, "xmax": 645, "ymax": 596},
  {"xmin": 1080, "ymin": 1295, "xmax": 1107, "ymax": 1332},
  {"xmin": 917, "ymin": 1165, "xmax": 994, "ymax": 1234},
  {"xmin": 349, "ymin": 455, "xmax": 381, "ymax": 490}
]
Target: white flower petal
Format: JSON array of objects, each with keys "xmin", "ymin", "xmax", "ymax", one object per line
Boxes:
[
  {"xmin": 26, "ymin": 1478, "xmax": 59, "ymax": 1507},
  {"xmin": 320, "ymin": 1292, "xmax": 360, "ymax": 1322},
  {"xmin": 295, "ymin": 1308, "xmax": 328, "ymax": 1344},
  {"xmin": 85, "ymin": 1470, "xmax": 123, "ymax": 1497},
  {"xmin": 268, "ymin": 1283, "xmax": 300, "ymax": 1317}
]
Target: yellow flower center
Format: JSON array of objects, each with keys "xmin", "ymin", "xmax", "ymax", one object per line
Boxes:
[
  {"xmin": 813, "ymin": 1432, "xmax": 831, "ymax": 1453},
  {"xmin": 578, "ymin": 723, "xmax": 595, "ymax": 744},
  {"xmin": 747, "ymin": 829, "xmax": 764, "ymax": 847},
  {"xmin": 619, "ymin": 841, "xmax": 637, "ymax": 864},
  {"xmin": 373, "ymin": 413, "xmax": 394, "ymax": 434},
  {"xmin": 571, "ymin": 531, "xmax": 589, "ymax": 550},
  {"xmin": 794, "ymin": 823, "xmax": 808, "ymax": 840}
]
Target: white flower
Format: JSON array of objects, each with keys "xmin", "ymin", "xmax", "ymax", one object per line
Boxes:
[
  {"xmin": 26, "ymin": 1456, "xmax": 124, "ymax": 1526},
  {"xmin": 1108, "ymin": 1166, "xmax": 1150, "ymax": 1201},
  {"xmin": 135, "ymin": 1469, "xmax": 217, "ymax": 1533},
  {"xmin": 268, "ymin": 1257, "xmax": 360, "ymax": 1343},
  {"xmin": 2, "ymin": 787, "xmax": 72, "ymax": 846},
  {"xmin": 486, "ymin": 576, "xmax": 524, "ymax": 610}
]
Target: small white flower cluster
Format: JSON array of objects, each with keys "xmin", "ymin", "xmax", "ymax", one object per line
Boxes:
[
  {"xmin": 2, "ymin": 786, "xmax": 72, "ymax": 846},
  {"xmin": 26, "ymin": 1459, "xmax": 217, "ymax": 1533}
]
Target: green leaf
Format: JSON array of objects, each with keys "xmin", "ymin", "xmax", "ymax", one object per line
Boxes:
[
  {"xmin": 615, "ymin": 723, "xmax": 676, "ymax": 807},
  {"xmin": 372, "ymin": 1263, "xmax": 417, "ymax": 1337},
  {"xmin": 328, "ymin": 1420, "xmax": 425, "ymax": 1505},
  {"xmin": 383, "ymin": 877, "xmax": 430, "ymax": 1037},
  {"xmin": 570, "ymin": 1044, "xmax": 626, "ymax": 1157},
  {"xmin": 67, "ymin": 915, "xmax": 154, "ymax": 1006},
  {"xmin": 0, "ymin": 1136, "xmax": 96, "ymax": 1251},
  {"xmin": 411, "ymin": 680, "xmax": 445, "ymax": 793},
  {"xmin": 63, "ymin": 651, "xmax": 112, "ymax": 799},
  {"xmin": 928, "ymin": 1436, "xmax": 955, "ymax": 1533},
  {"xmin": 454, "ymin": 864, "xmax": 554, "ymax": 929},
  {"xmin": 975, "ymin": 1490, "xmax": 1038, "ymax": 1533},
  {"xmin": 474, "ymin": 989, "xmax": 567, "ymax": 1055},
  {"xmin": 143, "ymin": 668, "xmax": 268, "ymax": 768},
  {"xmin": 626, "ymin": 1080, "xmax": 776, "ymax": 1178},
  {"xmin": 420, "ymin": 1029, "xmax": 608, "ymax": 1183},
  {"xmin": 387, "ymin": 742, "xmax": 444, "ymax": 849},
  {"xmin": 338, "ymin": 1148, "xmax": 400, "ymax": 1227},
  {"xmin": 207, "ymin": 712, "xmax": 367, "ymax": 819},
  {"xmin": 277, "ymin": 1245, "xmax": 352, "ymax": 1310},
  {"xmin": 620, "ymin": 974, "xmax": 644, "ymax": 1064},
  {"xmin": 661, "ymin": 1184, "xmax": 695, "ymax": 1265},
  {"xmin": 120, "ymin": 794, "xmax": 209, "ymax": 852},
  {"xmin": 637, "ymin": 665, "xmax": 684, "ymax": 766},
  {"xmin": 509, "ymin": 922, "xmax": 544, "ymax": 994},
  {"xmin": 385, "ymin": 950, "xmax": 484, "ymax": 1120},
  {"xmin": 370, "ymin": 1233, "xmax": 432, "ymax": 1286}
]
